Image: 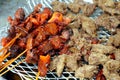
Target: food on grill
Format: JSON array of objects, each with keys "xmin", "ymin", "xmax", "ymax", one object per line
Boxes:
[
  {"xmin": 0, "ymin": 0, "xmax": 120, "ymax": 79},
  {"xmin": 75, "ymin": 65, "xmax": 98, "ymax": 78},
  {"xmin": 95, "ymin": 13, "xmax": 120, "ymax": 33},
  {"xmin": 0, "ymin": 4, "xmax": 70, "ymax": 77},
  {"xmin": 94, "ymin": 0, "xmax": 120, "ymax": 15}
]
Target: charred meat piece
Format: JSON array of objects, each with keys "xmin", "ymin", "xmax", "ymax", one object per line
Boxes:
[
  {"xmin": 14, "ymin": 8, "xmax": 25, "ymax": 21},
  {"xmin": 50, "ymin": 36, "xmax": 64, "ymax": 49},
  {"xmin": 38, "ymin": 40, "xmax": 53, "ymax": 54}
]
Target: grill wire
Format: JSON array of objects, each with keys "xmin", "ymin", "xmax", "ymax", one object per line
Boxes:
[{"xmin": 1, "ymin": 0, "xmax": 117, "ymax": 80}]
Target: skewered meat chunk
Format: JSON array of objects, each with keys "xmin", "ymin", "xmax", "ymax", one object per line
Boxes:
[
  {"xmin": 38, "ymin": 55, "xmax": 50, "ymax": 77},
  {"xmin": 14, "ymin": 8, "xmax": 25, "ymax": 21},
  {"xmin": 44, "ymin": 23, "xmax": 58, "ymax": 35},
  {"xmin": 38, "ymin": 40, "xmax": 53, "ymax": 54},
  {"xmin": 75, "ymin": 65, "xmax": 98, "ymax": 78}
]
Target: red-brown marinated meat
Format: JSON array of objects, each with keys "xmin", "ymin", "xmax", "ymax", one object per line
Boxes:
[{"xmin": 14, "ymin": 8, "xmax": 25, "ymax": 21}]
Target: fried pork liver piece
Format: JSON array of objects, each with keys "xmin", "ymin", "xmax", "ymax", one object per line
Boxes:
[
  {"xmin": 96, "ymin": 0, "xmax": 120, "ymax": 15},
  {"xmin": 81, "ymin": 16, "xmax": 97, "ymax": 36},
  {"xmin": 114, "ymin": 49, "xmax": 120, "ymax": 61},
  {"xmin": 103, "ymin": 59, "xmax": 120, "ymax": 80},
  {"xmin": 66, "ymin": 53, "xmax": 81, "ymax": 72},
  {"xmin": 107, "ymin": 31, "xmax": 120, "ymax": 47},
  {"xmin": 51, "ymin": 0, "xmax": 68, "ymax": 14},
  {"xmin": 88, "ymin": 52, "xmax": 110, "ymax": 65},
  {"xmin": 91, "ymin": 44, "xmax": 115, "ymax": 54},
  {"xmin": 81, "ymin": 3, "xmax": 96, "ymax": 16},
  {"xmin": 56, "ymin": 54, "xmax": 66, "ymax": 77},
  {"xmin": 75, "ymin": 65, "xmax": 98, "ymax": 78},
  {"xmin": 95, "ymin": 13, "xmax": 120, "ymax": 32}
]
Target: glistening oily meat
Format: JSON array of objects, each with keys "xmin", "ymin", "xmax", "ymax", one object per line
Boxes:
[
  {"xmin": 1, "ymin": 0, "xmax": 120, "ymax": 79},
  {"xmin": 1, "ymin": 4, "xmax": 70, "ymax": 77}
]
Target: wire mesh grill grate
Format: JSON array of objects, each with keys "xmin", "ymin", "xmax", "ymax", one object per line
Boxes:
[{"xmin": 1, "ymin": 0, "xmax": 118, "ymax": 80}]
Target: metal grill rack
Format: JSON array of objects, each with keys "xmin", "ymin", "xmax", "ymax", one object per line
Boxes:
[{"xmin": 1, "ymin": 0, "xmax": 119, "ymax": 80}]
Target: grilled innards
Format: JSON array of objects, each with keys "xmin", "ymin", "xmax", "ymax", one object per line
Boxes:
[{"xmin": 1, "ymin": 0, "xmax": 120, "ymax": 79}]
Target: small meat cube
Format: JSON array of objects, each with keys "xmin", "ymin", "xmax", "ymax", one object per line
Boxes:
[
  {"xmin": 14, "ymin": 8, "xmax": 25, "ymax": 21},
  {"xmin": 44, "ymin": 23, "xmax": 58, "ymax": 35},
  {"xmin": 38, "ymin": 40, "xmax": 53, "ymax": 54},
  {"xmin": 50, "ymin": 36, "xmax": 63, "ymax": 49},
  {"xmin": 25, "ymin": 22, "xmax": 33, "ymax": 31},
  {"xmin": 25, "ymin": 51, "xmax": 39, "ymax": 64},
  {"xmin": 75, "ymin": 65, "xmax": 98, "ymax": 78},
  {"xmin": 34, "ymin": 28, "xmax": 46, "ymax": 46}
]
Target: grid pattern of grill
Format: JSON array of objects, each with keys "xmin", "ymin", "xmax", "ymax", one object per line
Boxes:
[{"xmin": 1, "ymin": 0, "xmax": 119, "ymax": 80}]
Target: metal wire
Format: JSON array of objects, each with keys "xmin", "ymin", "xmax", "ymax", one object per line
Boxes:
[{"xmin": 0, "ymin": 0, "xmax": 112, "ymax": 80}]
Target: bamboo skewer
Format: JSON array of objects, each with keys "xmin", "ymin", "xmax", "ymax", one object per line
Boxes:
[
  {"xmin": 0, "ymin": 52, "xmax": 10, "ymax": 62},
  {"xmin": 0, "ymin": 59, "xmax": 25, "ymax": 76},
  {"xmin": 0, "ymin": 49, "xmax": 27, "ymax": 73},
  {"xmin": 0, "ymin": 49, "xmax": 7, "ymax": 58},
  {"xmin": 36, "ymin": 71, "xmax": 40, "ymax": 80},
  {"xmin": 0, "ymin": 33, "xmax": 21, "ymax": 52}
]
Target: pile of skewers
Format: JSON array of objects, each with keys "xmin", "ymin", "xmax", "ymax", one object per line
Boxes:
[{"xmin": 0, "ymin": 4, "xmax": 70, "ymax": 78}]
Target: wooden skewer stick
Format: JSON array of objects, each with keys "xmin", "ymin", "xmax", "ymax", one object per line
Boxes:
[
  {"xmin": 36, "ymin": 71, "xmax": 40, "ymax": 80},
  {"xmin": 0, "ymin": 52, "xmax": 11, "ymax": 62},
  {"xmin": 0, "ymin": 49, "xmax": 27, "ymax": 73},
  {"xmin": 0, "ymin": 49, "xmax": 7, "ymax": 58},
  {"xmin": 0, "ymin": 59, "xmax": 25, "ymax": 76},
  {"xmin": 0, "ymin": 33, "xmax": 21, "ymax": 52}
]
